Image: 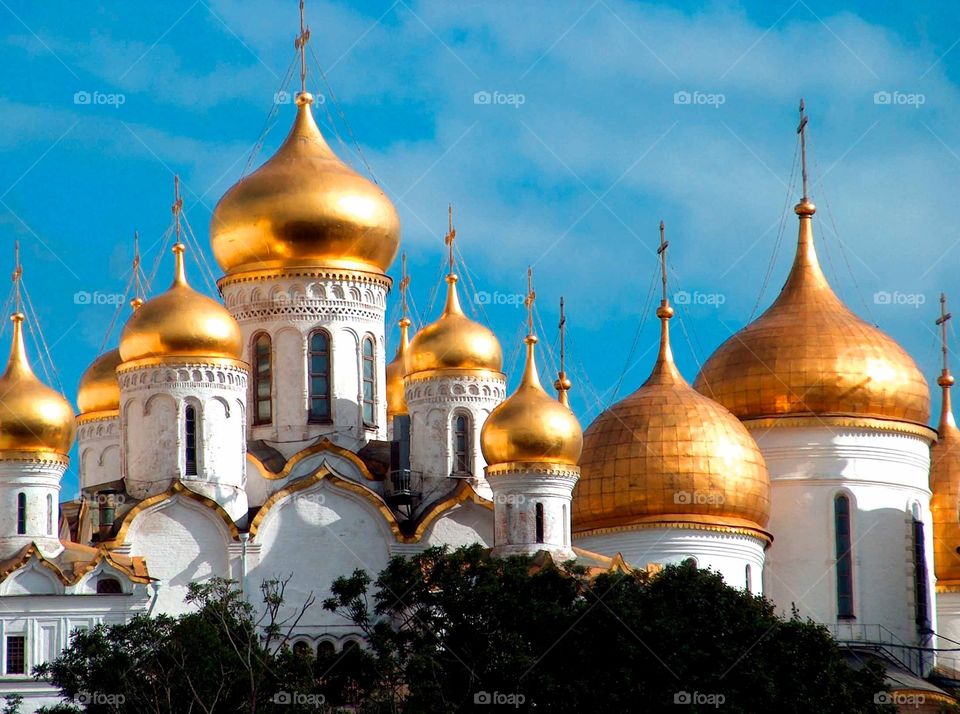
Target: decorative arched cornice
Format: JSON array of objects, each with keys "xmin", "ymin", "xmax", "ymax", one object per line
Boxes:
[
  {"xmin": 248, "ymin": 463, "xmax": 403, "ymax": 540},
  {"xmin": 247, "ymin": 438, "xmax": 381, "ymax": 482},
  {"xmin": 0, "ymin": 542, "xmax": 151, "ymax": 586},
  {"xmin": 104, "ymin": 481, "xmax": 240, "ymax": 546},
  {"xmin": 408, "ymin": 480, "xmax": 493, "ymax": 542}
]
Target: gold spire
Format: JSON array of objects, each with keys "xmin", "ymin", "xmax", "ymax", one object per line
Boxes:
[
  {"xmin": 554, "ymin": 296, "xmax": 572, "ymax": 406},
  {"xmin": 693, "ymin": 100, "xmax": 930, "ymax": 425},
  {"xmin": 574, "ymin": 221, "xmax": 770, "ymax": 537},
  {"xmin": 938, "ymin": 293, "xmax": 955, "ymax": 429},
  {"xmin": 404, "ymin": 210, "xmax": 502, "ymax": 377},
  {"xmin": 481, "ymin": 267, "xmax": 582, "ymax": 468},
  {"xmin": 386, "ymin": 253, "xmax": 412, "ymax": 418},
  {"xmin": 0, "ymin": 254, "xmax": 75, "ymax": 457}
]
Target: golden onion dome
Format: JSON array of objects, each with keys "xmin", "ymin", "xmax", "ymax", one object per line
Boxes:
[
  {"xmin": 0, "ymin": 313, "xmax": 75, "ymax": 458},
  {"xmin": 481, "ymin": 334, "xmax": 583, "ymax": 467},
  {"xmin": 210, "ymin": 92, "xmax": 400, "ymax": 276},
  {"xmin": 694, "ymin": 199, "xmax": 930, "ymax": 425},
  {"xmin": 405, "ymin": 274, "xmax": 503, "ymax": 377},
  {"xmin": 573, "ymin": 301, "xmax": 770, "ymax": 535},
  {"xmin": 931, "ymin": 367, "xmax": 960, "ymax": 588},
  {"xmin": 119, "ymin": 243, "xmax": 242, "ymax": 365},
  {"xmin": 386, "ymin": 317, "xmax": 411, "ymax": 418},
  {"xmin": 77, "ymin": 347, "xmax": 122, "ymax": 416}
]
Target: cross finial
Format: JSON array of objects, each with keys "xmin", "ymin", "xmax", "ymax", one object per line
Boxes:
[
  {"xmin": 524, "ymin": 266, "xmax": 536, "ymax": 336},
  {"xmin": 11, "ymin": 240, "xmax": 22, "ymax": 314},
  {"xmin": 657, "ymin": 219, "xmax": 669, "ymax": 305},
  {"xmin": 938, "ymin": 292, "xmax": 953, "ymax": 379},
  {"xmin": 295, "ymin": 0, "xmax": 311, "ymax": 96},
  {"xmin": 444, "ymin": 204, "xmax": 456, "ymax": 274},
  {"xmin": 131, "ymin": 230, "xmax": 145, "ymax": 311},
  {"xmin": 797, "ymin": 98, "xmax": 810, "ymax": 202},
  {"xmin": 172, "ymin": 175, "xmax": 184, "ymax": 245},
  {"xmin": 399, "ymin": 252, "xmax": 410, "ymax": 319},
  {"xmin": 554, "ymin": 295, "xmax": 572, "ymax": 405}
]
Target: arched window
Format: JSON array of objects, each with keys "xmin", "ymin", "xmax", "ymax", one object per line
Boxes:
[
  {"xmin": 535, "ymin": 503, "xmax": 545, "ymax": 544},
  {"xmin": 452, "ymin": 414, "xmax": 470, "ymax": 475},
  {"xmin": 361, "ymin": 336, "xmax": 376, "ymax": 426},
  {"xmin": 16, "ymin": 493, "xmax": 26, "ymax": 535},
  {"xmin": 96, "ymin": 578, "xmax": 122, "ymax": 594},
  {"xmin": 317, "ymin": 641, "xmax": 336, "ymax": 657},
  {"xmin": 834, "ymin": 494, "xmax": 854, "ymax": 619},
  {"xmin": 184, "ymin": 405, "xmax": 198, "ymax": 476},
  {"xmin": 46, "ymin": 494, "xmax": 54, "ymax": 535},
  {"xmin": 308, "ymin": 330, "xmax": 332, "ymax": 423},
  {"xmin": 292, "ymin": 641, "xmax": 312, "ymax": 658},
  {"xmin": 913, "ymin": 506, "xmax": 931, "ymax": 632},
  {"xmin": 252, "ymin": 333, "xmax": 272, "ymax": 425},
  {"xmin": 562, "ymin": 504, "xmax": 568, "ymax": 546},
  {"xmin": 342, "ymin": 639, "xmax": 360, "ymax": 652}
]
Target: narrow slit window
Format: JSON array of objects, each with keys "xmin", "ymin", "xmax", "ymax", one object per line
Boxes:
[
  {"xmin": 46, "ymin": 494, "xmax": 53, "ymax": 535},
  {"xmin": 253, "ymin": 333, "xmax": 272, "ymax": 425},
  {"xmin": 16, "ymin": 493, "xmax": 26, "ymax": 535},
  {"xmin": 362, "ymin": 336, "xmax": 376, "ymax": 426},
  {"xmin": 535, "ymin": 503, "xmax": 545, "ymax": 544},
  {"xmin": 453, "ymin": 415, "xmax": 470, "ymax": 475},
  {"xmin": 308, "ymin": 330, "xmax": 332, "ymax": 423},
  {"xmin": 834, "ymin": 494, "xmax": 854, "ymax": 619},
  {"xmin": 185, "ymin": 405, "xmax": 198, "ymax": 476}
]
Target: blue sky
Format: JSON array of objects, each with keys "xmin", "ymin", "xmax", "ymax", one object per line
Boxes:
[{"xmin": 3, "ymin": 0, "xmax": 960, "ymax": 495}]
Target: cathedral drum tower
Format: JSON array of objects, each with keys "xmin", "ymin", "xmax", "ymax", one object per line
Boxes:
[{"xmin": 695, "ymin": 102, "xmax": 935, "ymax": 652}]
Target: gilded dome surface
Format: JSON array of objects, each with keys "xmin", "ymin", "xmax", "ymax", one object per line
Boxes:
[
  {"xmin": 386, "ymin": 317, "xmax": 410, "ymax": 417},
  {"xmin": 77, "ymin": 348, "xmax": 121, "ymax": 416},
  {"xmin": 573, "ymin": 304, "xmax": 770, "ymax": 535},
  {"xmin": 932, "ymin": 371, "xmax": 960, "ymax": 587},
  {"xmin": 694, "ymin": 201, "xmax": 930, "ymax": 424},
  {"xmin": 120, "ymin": 244, "xmax": 242, "ymax": 364},
  {"xmin": 210, "ymin": 93, "xmax": 400, "ymax": 276},
  {"xmin": 405, "ymin": 275, "xmax": 502, "ymax": 377},
  {"xmin": 481, "ymin": 335, "xmax": 582, "ymax": 467},
  {"xmin": 0, "ymin": 313, "xmax": 75, "ymax": 457}
]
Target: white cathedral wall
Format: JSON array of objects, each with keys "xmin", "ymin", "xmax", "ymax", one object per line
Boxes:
[
  {"xmin": 421, "ymin": 501, "xmax": 494, "ymax": 549},
  {"xmin": 0, "ymin": 460, "xmax": 65, "ymax": 559},
  {"xmin": 753, "ymin": 425, "xmax": 935, "ymax": 648},
  {"xmin": 118, "ymin": 496, "xmax": 234, "ymax": 616},
  {"xmin": 405, "ymin": 372, "xmax": 505, "ymax": 507},
  {"xmin": 118, "ymin": 362, "xmax": 248, "ymax": 518},
  {"xmin": 248, "ymin": 482, "xmax": 393, "ymax": 640},
  {"xmin": 76, "ymin": 415, "xmax": 120, "ymax": 492},
  {"xmin": 220, "ymin": 271, "xmax": 390, "ymax": 456},
  {"xmin": 576, "ymin": 527, "xmax": 766, "ymax": 594}
]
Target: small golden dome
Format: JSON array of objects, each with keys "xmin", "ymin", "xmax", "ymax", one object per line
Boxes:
[
  {"xmin": 405, "ymin": 275, "xmax": 503, "ymax": 377},
  {"xmin": 573, "ymin": 302, "xmax": 770, "ymax": 535},
  {"xmin": 481, "ymin": 335, "xmax": 583, "ymax": 467},
  {"xmin": 694, "ymin": 201, "xmax": 930, "ymax": 425},
  {"xmin": 932, "ymin": 370, "xmax": 960, "ymax": 587},
  {"xmin": 386, "ymin": 317, "xmax": 411, "ymax": 417},
  {"xmin": 120, "ymin": 244, "xmax": 242, "ymax": 364},
  {"xmin": 77, "ymin": 348, "xmax": 122, "ymax": 416},
  {"xmin": 210, "ymin": 93, "xmax": 400, "ymax": 276},
  {"xmin": 0, "ymin": 313, "xmax": 75, "ymax": 458}
]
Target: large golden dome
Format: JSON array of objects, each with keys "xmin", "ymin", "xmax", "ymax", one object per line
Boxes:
[
  {"xmin": 210, "ymin": 92, "xmax": 400, "ymax": 276},
  {"xmin": 405, "ymin": 275, "xmax": 503, "ymax": 377},
  {"xmin": 694, "ymin": 200, "xmax": 930, "ymax": 424},
  {"xmin": 0, "ymin": 313, "xmax": 75, "ymax": 458},
  {"xmin": 77, "ymin": 348, "xmax": 121, "ymax": 417},
  {"xmin": 386, "ymin": 316, "xmax": 410, "ymax": 418},
  {"xmin": 120, "ymin": 244, "xmax": 242, "ymax": 365},
  {"xmin": 931, "ymin": 369, "xmax": 960, "ymax": 589},
  {"xmin": 481, "ymin": 335, "xmax": 582, "ymax": 467},
  {"xmin": 574, "ymin": 302, "xmax": 770, "ymax": 536}
]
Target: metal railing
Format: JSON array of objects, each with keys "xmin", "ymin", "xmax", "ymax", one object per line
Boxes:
[{"xmin": 827, "ymin": 623, "xmax": 927, "ymax": 675}]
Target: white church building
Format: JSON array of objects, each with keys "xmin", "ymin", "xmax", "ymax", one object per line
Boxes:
[{"xmin": 1, "ymin": 18, "xmax": 959, "ymax": 712}]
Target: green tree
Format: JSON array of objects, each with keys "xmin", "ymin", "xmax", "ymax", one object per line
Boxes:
[{"xmin": 320, "ymin": 545, "xmax": 898, "ymax": 714}]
